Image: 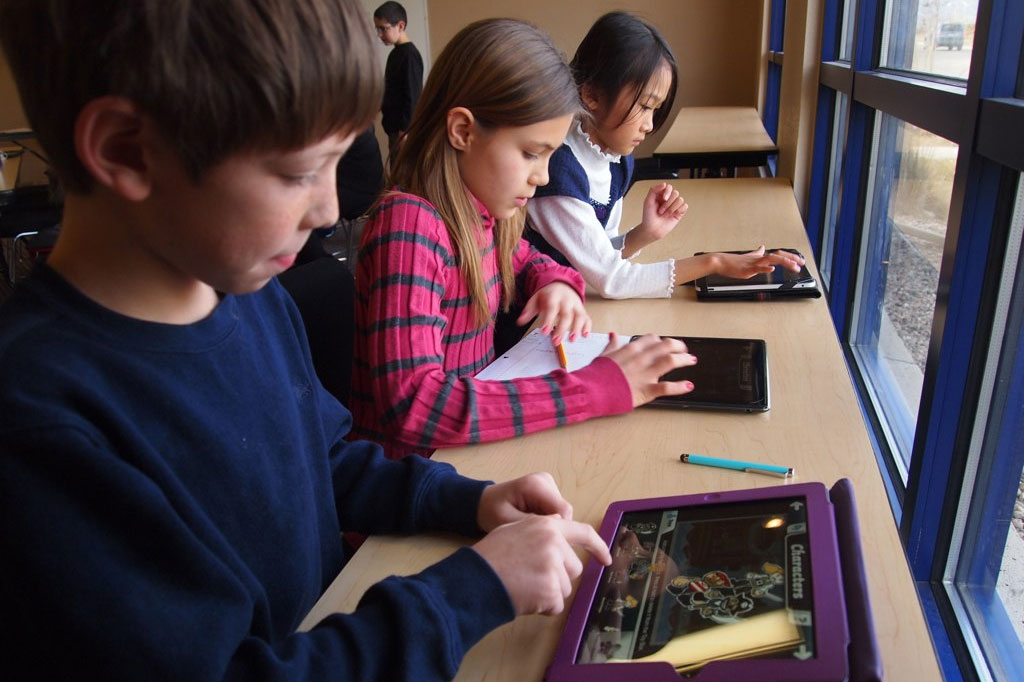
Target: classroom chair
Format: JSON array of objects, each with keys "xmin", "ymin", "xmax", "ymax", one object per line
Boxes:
[{"xmin": 278, "ymin": 256, "xmax": 355, "ymax": 406}]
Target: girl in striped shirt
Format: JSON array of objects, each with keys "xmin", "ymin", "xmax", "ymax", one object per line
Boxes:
[{"xmin": 350, "ymin": 18, "xmax": 694, "ymax": 459}]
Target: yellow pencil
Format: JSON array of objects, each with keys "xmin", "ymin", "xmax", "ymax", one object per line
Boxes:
[{"xmin": 556, "ymin": 342, "xmax": 569, "ymax": 370}]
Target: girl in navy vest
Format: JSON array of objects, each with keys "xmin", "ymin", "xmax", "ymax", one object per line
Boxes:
[{"xmin": 526, "ymin": 12, "xmax": 804, "ymax": 299}]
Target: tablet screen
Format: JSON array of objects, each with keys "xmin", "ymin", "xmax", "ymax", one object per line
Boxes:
[
  {"xmin": 704, "ymin": 265, "xmax": 812, "ymax": 288},
  {"xmin": 576, "ymin": 497, "xmax": 815, "ymax": 673},
  {"xmin": 699, "ymin": 249, "xmax": 816, "ymax": 291},
  {"xmin": 645, "ymin": 337, "xmax": 768, "ymax": 411}
]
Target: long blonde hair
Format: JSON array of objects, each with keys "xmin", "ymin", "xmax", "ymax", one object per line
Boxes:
[{"xmin": 389, "ymin": 18, "xmax": 582, "ymax": 324}]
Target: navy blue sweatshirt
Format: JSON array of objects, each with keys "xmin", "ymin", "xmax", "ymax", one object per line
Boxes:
[{"xmin": 0, "ymin": 265, "xmax": 514, "ymax": 680}]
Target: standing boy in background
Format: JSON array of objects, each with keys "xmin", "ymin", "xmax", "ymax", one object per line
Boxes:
[
  {"xmin": 373, "ymin": 1, "xmax": 424, "ymax": 157},
  {"xmin": 0, "ymin": 0, "xmax": 610, "ymax": 679}
]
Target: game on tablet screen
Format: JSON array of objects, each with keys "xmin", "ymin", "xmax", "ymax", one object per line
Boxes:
[{"xmin": 576, "ymin": 498, "xmax": 815, "ymax": 674}]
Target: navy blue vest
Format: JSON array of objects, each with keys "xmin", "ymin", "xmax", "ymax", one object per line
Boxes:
[{"xmin": 527, "ymin": 145, "xmax": 634, "ymax": 267}]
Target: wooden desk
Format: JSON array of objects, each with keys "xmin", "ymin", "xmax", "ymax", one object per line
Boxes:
[
  {"xmin": 302, "ymin": 178, "xmax": 941, "ymax": 681},
  {"xmin": 652, "ymin": 106, "xmax": 778, "ymax": 177}
]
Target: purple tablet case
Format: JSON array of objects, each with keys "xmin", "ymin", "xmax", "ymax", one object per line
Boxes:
[{"xmin": 545, "ymin": 479, "xmax": 882, "ymax": 682}]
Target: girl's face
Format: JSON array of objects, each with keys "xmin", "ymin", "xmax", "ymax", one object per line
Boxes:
[
  {"xmin": 455, "ymin": 114, "xmax": 574, "ymax": 220},
  {"xmin": 583, "ymin": 59, "xmax": 673, "ymax": 157}
]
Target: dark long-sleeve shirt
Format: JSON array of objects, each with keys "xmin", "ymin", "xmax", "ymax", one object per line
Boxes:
[
  {"xmin": 381, "ymin": 42, "xmax": 423, "ymax": 136},
  {"xmin": 0, "ymin": 265, "xmax": 514, "ymax": 680}
]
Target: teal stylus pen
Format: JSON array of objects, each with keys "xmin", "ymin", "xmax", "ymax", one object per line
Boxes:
[{"xmin": 679, "ymin": 453, "xmax": 794, "ymax": 478}]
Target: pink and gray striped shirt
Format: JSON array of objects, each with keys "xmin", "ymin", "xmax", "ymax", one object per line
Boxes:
[{"xmin": 349, "ymin": 190, "xmax": 632, "ymax": 459}]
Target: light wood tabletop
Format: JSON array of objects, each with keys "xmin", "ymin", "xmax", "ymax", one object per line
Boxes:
[
  {"xmin": 652, "ymin": 106, "xmax": 778, "ymax": 176},
  {"xmin": 656, "ymin": 106, "xmax": 777, "ymax": 155},
  {"xmin": 301, "ymin": 178, "xmax": 941, "ymax": 681}
]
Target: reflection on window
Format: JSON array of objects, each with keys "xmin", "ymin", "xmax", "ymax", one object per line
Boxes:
[
  {"xmin": 851, "ymin": 114, "xmax": 955, "ymax": 474},
  {"xmin": 840, "ymin": 0, "xmax": 855, "ymax": 61},
  {"xmin": 821, "ymin": 91, "xmax": 849, "ymax": 287},
  {"xmin": 770, "ymin": 0, "xmax": 786, "ymax": 52},
  {"xmin": 881, "ymin": 0, "xmax": 978, "ymax": 79},
  {"xmin": 946, "ymin": 175, "xmax": 1024, "ymax": 680}
]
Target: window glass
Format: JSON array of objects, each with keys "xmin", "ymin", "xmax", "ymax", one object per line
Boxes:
[
  {"xmin": 839, "ymin": 0, "xmax": 856, "ymax": 60},
  {"xmin": 947, "ymin": 175, "xmax": 1024, "ymax": 679},
  {"xmin": 850, "ymin": 114, "xmax": 955, "ymax": 473},
  {"xmin": 881, "ymin": 0, "xmax": 978, "ymax": 79},
  {"xmin": 1017, "ymin": 49, "xmax": 1024, "ymax": 97},
  {"xmin": 764, "ymin": 0, "xmax": 786, "ymax": 146},
  {"xmin": 770, "ymin": 0, "xmax": 787, "ymax": 52},
  {"xmin": 821, "ymin": 91, "xmax": 849, "ymax": 287}
]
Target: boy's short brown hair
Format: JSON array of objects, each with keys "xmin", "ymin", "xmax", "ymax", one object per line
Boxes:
[{"xmin": 0, "ymin": 0, "xmax": 381, "ymax": 193}]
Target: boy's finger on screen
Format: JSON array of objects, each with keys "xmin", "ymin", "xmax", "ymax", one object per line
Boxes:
[{"xmin": 560, "ymin": 520, "xmax": 612, "ymax": 565}]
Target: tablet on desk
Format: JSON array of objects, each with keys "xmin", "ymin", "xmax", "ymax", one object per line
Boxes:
[
  {"xmin": 476, "ymin": 332, "xmax": 767, "ymax": 416},
  {"xmin": 694, "ymin": 249, "xmax": 821, "ymax": 301},
  {"xmin": 634, "ymin": 336, "xmax": 769, "ymax": 413},
  {"xmin": 545, "ymin": 480, "xmax": 882, "ymax": 682}
]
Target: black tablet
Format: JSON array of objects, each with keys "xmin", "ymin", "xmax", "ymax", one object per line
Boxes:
[
  {"xmin": 632, "ymin": 336, "xmax": 769, "ymax": 412},
  {"xmin": 694, "ymin": 249, "xmax": 821, "ymax": 300},
  {"xmin": 545, "ymin": 481, "xmax": 881, "ymax": 682}
]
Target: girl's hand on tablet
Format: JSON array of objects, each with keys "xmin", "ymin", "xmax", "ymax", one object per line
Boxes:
[{"xmin": 602, "ymin": 333, "xmax": 696, "ymax": 407}]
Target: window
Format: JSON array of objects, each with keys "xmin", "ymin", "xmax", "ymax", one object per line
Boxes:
[
  {"xmin": 850, "ymin": 115, "xmax": 955, "ymax": 473},
  {"xmin": 764, "ymin": 0, "xmax": 787, "ymax": 145},
  {"xmin": 881, "ymin": 0, "xmax": 978, "ymax": 80},
  {"xmin": 840, "ymin": 0, "xmax": 856, "ymax": 60},
  {"xmin": 820, "ymin": 91, "xmax": 849, "ymax": 286},
  {"xmin": 945, "ymin": 176, "xmax": 1024, "ymax": 680},
  {"xmin": 810, "ymin": 0, "xmax": 1024, "ymax": 678}
]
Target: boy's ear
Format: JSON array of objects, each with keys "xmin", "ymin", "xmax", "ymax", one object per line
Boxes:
[
  {"xmin": 397, "ymin": 20, "xmax": 407, "ymax": 33},
  {"xmin": 74, "ymin": 96, "xmax": 153, "ymax": 201},
  {"xmin": 446, "ymin": 107, "xmax": 476, "ymax": 151}
]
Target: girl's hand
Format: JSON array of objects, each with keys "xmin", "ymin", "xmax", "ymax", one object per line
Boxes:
[
  {"xmin": 714, "ymin": 246, "xmax": 805, "ymax": 279},
  {"xmin": 625, "ymin": 183, "xmax": 688, "ymax": 256},
  {"xmin": 517, "ymin": 282, "xmax": 591, "ymax": 345},
  {"xmin": 601, "ymin": 333, "xmax": 697, "ymax": 407}
]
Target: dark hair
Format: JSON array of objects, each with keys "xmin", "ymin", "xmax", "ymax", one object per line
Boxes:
[
  {"xmin": 389, "ymin": 18, "xmax": 582, "ymax": 323},
  {"xmin": 0, "ymin": 0, "xmax": 381, "ymax": 193},
  {"xmin": 373, "ymin": 1, "xmax": 407, "ymax": 25},
  {"xmin": 571, "ymin": 11, "xmax": 678, "ymax": 132}
]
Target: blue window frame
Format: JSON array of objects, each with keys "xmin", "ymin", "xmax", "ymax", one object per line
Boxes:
[
  {"xmin": 806, "ymin": 0, "xmax": 1024, "ymax": 678},
  {"xmin": 764, "ymin": 0, "xmax": 787, "ymax": 147},
  {"xmin": 819, "ymin": 92, "xmax": 848, "ymax": 287},
  {"xmin": 943, "ymin": 175, "xmax": 1024, "ymax": 681},
  {"xmin": 850, "ymin": 114, "xmax": 955, "ymax": 474}
]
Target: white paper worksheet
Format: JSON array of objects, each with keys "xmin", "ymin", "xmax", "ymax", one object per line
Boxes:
[{"xmin": 475, "ymin": 329, "xmax": 616, "ymax": 379}]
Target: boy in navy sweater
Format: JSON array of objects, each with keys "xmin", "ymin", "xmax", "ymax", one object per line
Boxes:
[{"xmin": 0, "ymin": 1, "xmax": 610, "ymax": 680}]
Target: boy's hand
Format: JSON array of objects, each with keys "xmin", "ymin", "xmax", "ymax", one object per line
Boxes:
[
  {"xmin": 625, "ymin": 183, "xmax": 688, "ymax": 256},
  {"xmin": 601, "ymin": 333, "xmax": 696, "ymax": 407},
  {"xmin": 477, "ymin": 472, "xmax": 573, "ymax": 532},
  {"xmin": 517, "ymin": 282, "xmax": 591, "ymax": 346},
  {"xmin": 472, "ymin": 515, "xmax": 612, "ymax": 615},
  {"xmin": 714, "ymin": 246, "xmax": 805, "ymax": 279}
]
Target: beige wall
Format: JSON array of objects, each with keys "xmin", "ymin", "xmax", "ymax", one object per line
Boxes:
[
  {"xmin": 426, "ymin": 0, "xmax": 766, "ymax": 155},
  {"xmin": 776, "ymin": 0, "xmax": 823, "ymax": 217},
  {"xmin": 3, "ymin": 2, "xmax": 819, "ymax": 198}
]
